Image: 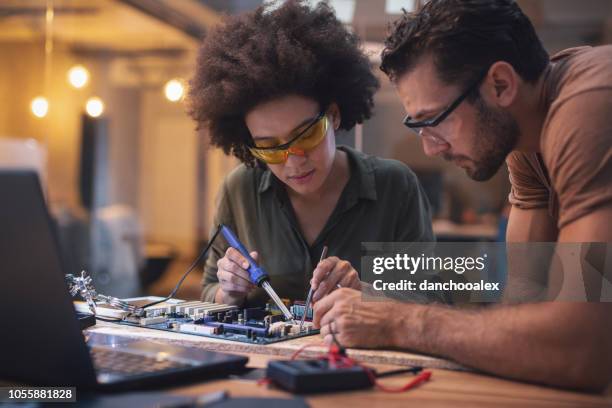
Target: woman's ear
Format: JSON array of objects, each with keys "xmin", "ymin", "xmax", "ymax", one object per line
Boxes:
[{"xmin": 328, "ymin": 103, "xmax": 341, "ymax": 130}]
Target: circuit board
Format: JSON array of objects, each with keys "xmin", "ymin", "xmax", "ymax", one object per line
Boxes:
[{"xmin": 115, "ymin": 299, "xmax": 317, "ymax": 345}]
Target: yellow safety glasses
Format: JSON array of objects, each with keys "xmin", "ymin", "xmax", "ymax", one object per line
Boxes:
[{"xmin": 248, "ymin": 112, "xmax": 329, "ymax": 164}]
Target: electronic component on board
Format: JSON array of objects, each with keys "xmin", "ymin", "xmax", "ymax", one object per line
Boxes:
[
  {"xmin": 291, "ymin": 301, "xmax": 313, "ymax": 321},
  {"xmin": 69, "ymin": 271, "xmax": 317, "ymax": 344},
  {"xmin": 118, "ymin": 299, "xmax": 315, "ymax": 344},
  {"xmin": 123, "ymin": 315, "xmax": 168, "ymax": 326},
  {"xmin": 74, "ymin": 295, "xmax": 317, "ymax": 344},
  {"xmin": 121, "ymin": 299, "xmax": 317, "ymax": 344}
]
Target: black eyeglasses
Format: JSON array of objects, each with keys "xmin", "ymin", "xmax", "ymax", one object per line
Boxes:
[{"xmin": 403, "ymin": 69, "xmax": 489, "ymax": 130}]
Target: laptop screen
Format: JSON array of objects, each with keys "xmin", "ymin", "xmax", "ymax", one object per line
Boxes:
[{"xmin": 0, "ymin": 170, "xmax": 98, "ymax": 387}]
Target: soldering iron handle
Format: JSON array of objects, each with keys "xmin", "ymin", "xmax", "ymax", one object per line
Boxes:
[{"xmin": 219, "ymin": 224, "xmax": 268, "ymax": 286}]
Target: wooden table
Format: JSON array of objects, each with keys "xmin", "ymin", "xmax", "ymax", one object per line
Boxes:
[{"xmin": 86, "ymin": 322, "xmax": 612, "ymax": 407}]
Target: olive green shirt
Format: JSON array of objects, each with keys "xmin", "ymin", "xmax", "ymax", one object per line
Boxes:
[{"xmin": 201, "ymin": 145, "xmax": 434, "ymax": 305}]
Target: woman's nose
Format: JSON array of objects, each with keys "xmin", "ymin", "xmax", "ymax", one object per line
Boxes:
[{"xmin": 284, "ymin": 147, "xmax": 308, "ymax": 165}]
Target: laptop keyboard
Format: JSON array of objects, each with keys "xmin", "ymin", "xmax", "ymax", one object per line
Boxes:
[{"xmin": 92, "ymin": 347, "xmax": 192, "ymax": 376}]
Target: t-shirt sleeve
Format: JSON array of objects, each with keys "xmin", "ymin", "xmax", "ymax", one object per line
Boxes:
[
  {"xmin": 200, "ymin": 178, "xmax": 234, "ymax": 302},
  {"xmin": 506, "ymin": 151, "xmax": 551, "ymax": 210},
  {"xmin": 543, "ymin": 89, "xmax": 612, "ymax": 229}
]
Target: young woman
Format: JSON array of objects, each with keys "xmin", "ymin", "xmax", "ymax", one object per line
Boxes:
[{"xmin": 188, "ymin": 0, "xmax": 433, "ymax": 307}]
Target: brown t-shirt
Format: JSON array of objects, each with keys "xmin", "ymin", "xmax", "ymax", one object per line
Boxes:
[{"xmin": 507, "ymin": 46, "xmax": 612, "ymax": 229}]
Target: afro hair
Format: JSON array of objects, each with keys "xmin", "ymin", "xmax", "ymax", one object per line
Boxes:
[{"xmin": 188, "ymin": 0, "xmax": 379, "ymax": 166}]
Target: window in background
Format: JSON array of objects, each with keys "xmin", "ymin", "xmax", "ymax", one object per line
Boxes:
[{"xmin": 385, "ymin": 0, "xmax": 416, "ymax": 14}]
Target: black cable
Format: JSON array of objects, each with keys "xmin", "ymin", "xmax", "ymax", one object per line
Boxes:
[
  {"xmin": 328, "ymin": 322, "xmax": 422, "ymax": 379},
  {"xmin": 376, "ymin": 366, "xmax": 423, "ymax": 378},
  {"xmin": 94, "ymin": 316, "xmax": 124, "ymax": 323},
  {"xmin": 139, "ymin": 224, "xmax": 223, "ymax": 311}
]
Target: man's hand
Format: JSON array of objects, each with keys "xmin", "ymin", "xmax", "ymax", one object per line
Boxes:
[
  {"xmin": 311, "ymin": 257, "xmax": 361, "ymax": 302},
  {"xmin": 312, "ymin": 288, "xmax": 397, "ymax": 348},
  {"xmin": 214, "ymin": 247, "xmax": 257, "ymax": 305}
]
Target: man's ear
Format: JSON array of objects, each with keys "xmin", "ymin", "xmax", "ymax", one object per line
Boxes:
[
  {"xmin": 328, "ymin": 102, "xmax": 341, "ymax": 130},
  {"xmin": 481, "ymin": 62, "xmax": 519, "ymax": 108}
]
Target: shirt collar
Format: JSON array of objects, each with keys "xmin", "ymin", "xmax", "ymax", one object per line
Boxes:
[
  {"xmin": 257, "ymin": 145, "xmax": 378, "ymax": 201},
  {"xmin": 257, "ymin": 168, "xmax": 275, "ymax": 194},
  {"xmin": 340, "ymin": 145, "xmax": 377, "ymax": 201}
]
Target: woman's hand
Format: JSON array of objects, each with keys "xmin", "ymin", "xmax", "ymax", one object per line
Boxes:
[
  {"xmin": 214, "ymin": 247, "xmax": 257, "ymax": 305},
  {"xmin": 311, "ymin": 256, "xmax": 361, "ymax": 303}
]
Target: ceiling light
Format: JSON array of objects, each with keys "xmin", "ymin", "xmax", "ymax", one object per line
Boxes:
[
  {"xmin": 31, "ymin": 97, "xmax": 49, "ymax": 118},
  {"xmin": 86, "ymin": 97, "xmax": 104, "ymax": 118},
  {"xmin": 68, "ymin": 65, "xmax": 89, "ymax": 89},
  {"xmin": 164, "ymin": 79, "xmax": 185, "ymax": 102}
]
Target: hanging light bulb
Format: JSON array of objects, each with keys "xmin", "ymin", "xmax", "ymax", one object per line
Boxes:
[
  {"xmin": 164, "ymin": 79, "xmax": 184, "ymax": 102},
  {"xmin": 31, "ymin": 96, "xmax": 49, "ymax": 118},
  {"xmin": 85, "ymin": 97, "xmax": 104, "ymax": 118},
  {"xmin": 67, "ymin": 65, "xmax": 89, "ymax": 89}
]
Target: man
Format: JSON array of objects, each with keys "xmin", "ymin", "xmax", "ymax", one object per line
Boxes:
[{"xmin": 313, "ymin": 0, "xmax": 612, "ymax": 391}]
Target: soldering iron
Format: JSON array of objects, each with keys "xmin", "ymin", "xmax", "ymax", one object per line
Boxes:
[{"xmin": 220, "ymin": 224, "xmax": 296, "ymax": 323}]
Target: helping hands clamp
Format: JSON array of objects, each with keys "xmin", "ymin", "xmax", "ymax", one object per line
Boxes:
[{"xmin": 65, "ymin": 270, "xmax": 144, "ymax": 316}]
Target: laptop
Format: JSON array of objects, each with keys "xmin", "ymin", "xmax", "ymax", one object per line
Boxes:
[{"xmin": 0, "ymin": 170, "xmax": 247, "ymax": 390}]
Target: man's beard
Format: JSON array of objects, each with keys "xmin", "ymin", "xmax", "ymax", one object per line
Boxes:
[{"xmin": 444, "ymin": 97, "xmax": 519, "ymax": 181}]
